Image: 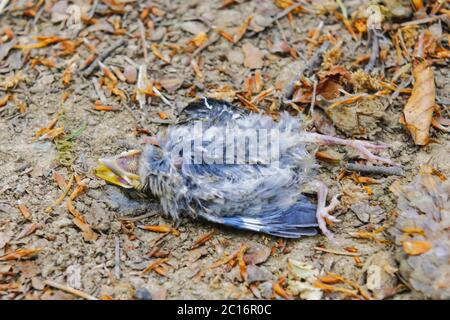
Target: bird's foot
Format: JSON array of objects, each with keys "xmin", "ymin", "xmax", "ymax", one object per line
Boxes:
[
  {"xmin": 303, "ymin": 133, "xmax": 398, "ymax": 166},
  {"xmin": 313, "ymin": 181, "xmax": 341, "ymax": 241},
  {"xmin": 347, "ymin": 140, "xmax": 397, "ymax": 166}
]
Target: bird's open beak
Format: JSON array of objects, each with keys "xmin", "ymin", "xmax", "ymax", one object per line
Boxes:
[{"xmin": 95, "ymin": 150, "xmax": 142, "ymax": 189}]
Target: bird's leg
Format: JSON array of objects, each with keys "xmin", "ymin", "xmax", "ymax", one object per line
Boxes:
[
  {"xmin": 312, "ymin": 181, "xmax": 340, "ymax": 240},
  {"xmin": 302, "ymin": 132, "xmax": 398, "ymax": 166}
]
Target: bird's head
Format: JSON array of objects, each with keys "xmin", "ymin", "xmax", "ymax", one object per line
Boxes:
[{"xmin": 95, "ymin": 149, "xmax": 143, "ymax": 189}]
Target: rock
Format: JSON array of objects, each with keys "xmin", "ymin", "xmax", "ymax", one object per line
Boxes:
[
  {"xmin": 160, "ymin": 77, "xmax": 184, "ymax": 93},
  {"xmin": 85, "ymin": 201, "xmax": 111, "ymax": 232},
  {"xmin": 124, "ymin": 65, "xmax": 137, "ymax": 84},
  {"xmin": 243, "ymin": 242, "xmax": 271, "ymax": 265},
  {"xmin": 257, "ymin": 281, "xmax": 273, "ymax": 299},
  {"xmin": 31, "ymin": 277, "xmax": 45, "ymax": 290},
  {"xmin": 351, "ymin": 202, "xmax": 371, "ymax": 223},
  {"xmin": 242, "ymin": 43, "xmax": 264, "ymax": 69},
  {"xmin": 66, "ymin": 265, "xmax": 82, "ymax": 290},
  {"xmin": 226, "ymin": 49, "xmax": 244, "ymax": 66},
  {"xmin": 275, "ymin": 61, "xmax": 303, "ymax": 90},
  {"xmin": 150, "ymin": 27, "xmax": 167, "ymax": 42},
  {"xmin": 213, "ymin": 10, "xmax": 242, "ymax": 27},
  {"xmin": 181, "ymin": 21, "xmax": 208, "ymax": 35},
  {"xmin": 134, "ymin": 288, "xmax": 152, "ymax": 300},
  {"xmin": 246, "ymin": 265, "xmax": 273, "ymax": 284},
  {"xmin": 52, "ymin": 217, "xmax": 73, "ymax": 229}
]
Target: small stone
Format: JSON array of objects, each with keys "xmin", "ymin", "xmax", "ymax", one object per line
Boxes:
[
  {"xmin": 242, "ymin": 43, "xmax": 264, "ymax": 69},
  {"xmin": 226, "ymin": 49, "xmax": 244, "ymax": 65},
  {"xmin": 246, "ymin": 265, "xmax": 273, "ymax": 284},
  {"xmin": 181, "ymin": 21, "xmax": 208, "ymax": 35},
  {"xmin": 150, "ymin": 27, "xmax": 167, "ymax": 42}
]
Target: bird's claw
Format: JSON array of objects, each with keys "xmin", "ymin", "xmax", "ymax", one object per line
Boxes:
[
  {"xmin": 316, "ymin": 194, "xmax": 341, "ymax": 240},
  {"xmin": 349, "ymin": 140, "xmax": 398, "ymax": 166}
]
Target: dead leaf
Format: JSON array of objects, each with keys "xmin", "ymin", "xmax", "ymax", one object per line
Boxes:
[
  {"xmin": 0, "ymin": 248, "xmax": 43, "ymax": 261},
  {"xmin": 15, "ymin": 223, "xmax": 41, "ymax": 240},
  {"xmin": 403, "ymin": 60, "xmax": 435, "ymax": 145},
  {"xmin": 234, "ymin": 16, "xmax": 253, "ymax": 43},
  {"xmin": 52, "ymin": 171, "xmax": 67, "ymax": 190},
  {"xmin": 160, "ymin": 78, "xmax": 183, "ymax": 93},
  {"xmin": 151, "ymin": 44, "xmax": 170, "ymax": 63},
  {"xmin": 18, "ymin": 204, "xmax": 31, "ymax": 220},
  {"xmin": 402, "ymin": 240, "xmax": 432, "ymax": 255},
  {"xmin": 141, "ymin": 225, "xmax": 180, "ymax": 236},
  {"xmin": 190, "ymin": 230, "xmax": 216, "ymax": 249}
]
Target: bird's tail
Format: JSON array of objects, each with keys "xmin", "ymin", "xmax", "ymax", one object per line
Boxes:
[{"xmin": 199, "ymin": 195, "xmax": 318, "ymax": 238}]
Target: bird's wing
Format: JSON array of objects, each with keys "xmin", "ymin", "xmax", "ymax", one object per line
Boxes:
[
  {"xmin": 198, "ymin": 195, "xmax": 318, "ymax": 238},
  {"xmin": 177, "ymin": 97, "xmax": 248, "ymax": 125}
]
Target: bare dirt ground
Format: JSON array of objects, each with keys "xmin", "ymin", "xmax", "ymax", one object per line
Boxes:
[{"xmin": 0, "ymin": 0, "xmax": 449, "ymax": 300}]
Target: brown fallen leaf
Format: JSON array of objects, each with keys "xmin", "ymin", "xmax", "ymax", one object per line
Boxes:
[
  {"xmin": 233, "ymin": 16, "xmax": 253, "ymax": 43},
  {"xmin": 402, "ymin": 59, "xmax": 435, "ymax": 145},
  {"xmin": 273, "ymin": 282, "xmax": 293, "ymax": 300},
  {"xmin": 151, "ymin": 44, "xmax": 170, "ymax": 63},
  {"xmin": 190, "ymin": 230, "xmax": 216, "ymax": 249},
  {"xmin": 402, "ymin": 227, "xmax": 426, "ymax": 236},
  {"xmin": 52, "ymin": 171, "xmax": 67, "ymax": 190},
  {"xmin": 142, "ymin": 258, "xmax": 170, "ymax": 275},
  {"xmin": 38, "ymin": 127, "xmax": 65, "ymax": 140},
  {"xmin": 189, "ymin": 32, "xmax": 208, "ymax": 47},
  {"xmin": 402, "ymin": 240, "xmax": 432, "ymax": 255},
  {"xmin": 18, "ymin": 204, "xmax": 31, "ymax": 220},
  {"xmin": 315, "ymin": 151, "xmax": 341, "ymax": 164},
  {"xmin": 140, "ymin": 225, "xmax": 180, "ymax": 236},
  {"xmin": 237, "ymin": 244, "xmax": 249, "ymax": 281},
  {"xmin": 66, "ymin": 180, "xmax": 98, "ymax": 242},
  {"xmin": 0, "ymin": 248, "xmax": 43, "ymax": 261},
  {"xmin": 16, "ymin": 223, "xmax": 41, "ymax": 240}
]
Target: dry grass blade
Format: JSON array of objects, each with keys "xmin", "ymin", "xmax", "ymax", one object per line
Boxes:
[
  {"xmin": 142, "ymin": 258, "xmax": 170, "ymax": 275},
  {"xmin": 314, "ymin": 247, "xmax": 361, "ymax": 257},
  {"xmin": 190, "ymin": 230, "xmax": 216, "ymax": 249},
  {"xmin": 44, "ymin": 280, "xmax": 98, "ymax": 300}
]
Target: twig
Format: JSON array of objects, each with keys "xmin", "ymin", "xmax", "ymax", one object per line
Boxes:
[
  {"xmin": 314, "ymin": 247, "xmax": 362, "ymax": 256},
  {"xmin": 138, "ymin": 20, "xmax": 148, "ymax": 61},
  {"xmin": 400, "ymin": 14, "xmax": 448, "ymax": 27},
  {"xmin": 117, "ymin": 212, "xmax": 157, "ymax": 221},
  {"xmin": 44, "ymin": 280, "xmax": 98, "ymax": 300},
  {"xmin": 82, "ymin": 39, "xmax": 125, "ymax": 76},
  {"xmin": 92, "ymin": 78, "xmax": 107, "ymax": 104},
  {"xmin": 365, "ymin": 30, "xmax": 379, "ymax": 72},
  {"xmin": 344, "ymin": 163, "xmax": 404, "ymax": 176},
  {"xmin": 88, "ymin": 0, "xmax": 99, "ymax": 19},
  {"xmin": 0, "ymin": 0, "xmax": 9, "ymax": 15},
  {"xmin": 310, "ymin": 77, "xmax": 318, "ymax": 115},
  {"xmin": 152, "ymin": 87, "xmax": 174, "ymax": 108},
  {"xmin": 283, "ymin": 41, "xmax": 330, "ymax": 100}
]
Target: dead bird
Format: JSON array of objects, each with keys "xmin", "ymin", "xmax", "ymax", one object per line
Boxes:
[{"xmin": 96, "ymin": 98, "xmax": 396, "ymax": 239}]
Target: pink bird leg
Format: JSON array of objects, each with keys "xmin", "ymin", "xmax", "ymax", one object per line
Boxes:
[{"xmin": 302, "ymin": 132, "xmax": 398, "ymax": 166}]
